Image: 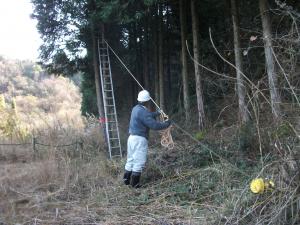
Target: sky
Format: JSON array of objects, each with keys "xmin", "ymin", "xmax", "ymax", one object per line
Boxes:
[{"xmin": 0, "ymin": 0, "xmax": 42, "ymax": 61}]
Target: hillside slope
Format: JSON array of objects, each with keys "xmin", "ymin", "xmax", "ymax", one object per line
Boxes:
[{"xmin": 0, "ymin": 57, "xmax": 83, "ymax": 137}]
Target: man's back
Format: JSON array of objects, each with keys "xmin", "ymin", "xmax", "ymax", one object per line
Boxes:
[{"xmin": 129, "ymin": 104, "xmax": 170, "ymax": 139}]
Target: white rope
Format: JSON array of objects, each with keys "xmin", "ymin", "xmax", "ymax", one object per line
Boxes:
[
  {"xmin": 104, "ymin": 40, "xmax": 163, "ymax": 113},
  {"xmin": 104, "ymin": 39, "xmax": 173, "ymax": 148},
  {"xmin": 103, "ymin": 39, "xmax": 252, "ymax": 172}
]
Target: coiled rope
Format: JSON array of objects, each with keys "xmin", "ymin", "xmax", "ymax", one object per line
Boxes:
[
  {"xmin": 160, "ymin": 126, "xmax": 174, "ymax": 149},
  {"xmin": 105, "ymin": 40, "xmax": 174, "ymax": 149},
  {"xmin": 159, "ymin": 115, "xmax": 174, "ymax": 149}
]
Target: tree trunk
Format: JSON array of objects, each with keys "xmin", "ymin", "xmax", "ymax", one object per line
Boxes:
[
  {"xmin": 130, "ymin": 24, "xmax": 138, "ymax": 103},
  {"xmin": 143, "ymin": 14, "xmax": 150, "ymax": 91},
  {"xmin": 259, "ymin": 0, "xmax": 281, "ymax": 119},
  {"xmin": 136, "ymin": 23, "xmax": 143, "ymax": 88},
  {"xmin": 91, "ymin": 24, "xmax": 104, "ymax": 121},
  {"xmin": 166, "ymin": 6, "xmax": 172, "ymax": 108},
  {"xmin": 191, "ymin": 0, "xmax": 205, "ymax": 129},
  {"xmin": 91, "ymin": 23, "xmax": 106, "ymax": 143},
  {"xmin": 231, "ymin": 0, "xmax": 249, "ymax": 123},
  {"xmin": 158, "ymin": 3, "xmax": 165, "ymax": 111},
  {"xmin": 154, "ymin": 5, "xmax": 160, "ymax": 104},
  {"xmin": 179, "ymin": 0, "xmax": 190, "ymax": 121}
]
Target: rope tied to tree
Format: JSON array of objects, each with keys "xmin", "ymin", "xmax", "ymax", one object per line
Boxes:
[
  {"xmin": 105, "ymin": 39, "xmax": 175, "ymax": 149},
  {"xmin": 105, "ymin": 38, "xmax": 255, "ymax": 176}
]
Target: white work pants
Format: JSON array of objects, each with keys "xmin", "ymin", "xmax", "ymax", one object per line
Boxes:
[{"xmin": 125, "ymin": 135, "xmax": 148, "ymax": 173}]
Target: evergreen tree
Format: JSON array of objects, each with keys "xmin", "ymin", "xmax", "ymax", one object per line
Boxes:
[
  {"xmin": 259, "ymin": 0, "xmax": 282, "ymax": 120},
  {"xmin": 179, "ymin": 0, "xmax": 190, "ymax": 121},
  {"xmin": 191, "ymin": 0, "xmax": 205, "ymax": 129},
  {"xmin": 231, "ymin": 0, "xmax": 249, "ymax": 123}
]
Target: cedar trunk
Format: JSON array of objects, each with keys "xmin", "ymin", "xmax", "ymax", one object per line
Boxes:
[
  {"xmin": 154, "ymin": 6, "xmax": 160, "ymax": 104},
  {"xmin": 158, "ymin": 3, "xmax": 165, "ymax": 111},
  {"xmin": 191, "ymin": 0, "xmax": 205, "ymax": 129},
  {"xmin": 91, "ymin": 24, "xmax": 106, "ymax": 143},
  {"xmin": 231, "ymin": 0, "xmax": 249, "ymax": 123},
  {"xmin": 143, "ymin": 14, "xmax": 150, "ymax": 91},
  {"xmin": 91, "ymin": 24, "xmax": 104, "ymax": 121},
  {"xmin": 179, "ymin": 0, "xmax": 190, "ymax": 121},
  {"xmin": 259, "ymin": 0, "xmax": 281, "ymax": 119}
]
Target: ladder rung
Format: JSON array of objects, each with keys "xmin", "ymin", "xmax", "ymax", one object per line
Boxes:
[
  {"xmin": 104, "ymin": 90, "xmax": 113, "ymax": 92},
  {"xmin": 107, "ymin": 120, "xmax": 117, "ymax": 123},
  {"xmin": 111, "ymin": 146, "xmax": 121, "ymax": 149},
  {"xmin": 110, "ymin": 138, "xmax": 120, "ymax": 140}
]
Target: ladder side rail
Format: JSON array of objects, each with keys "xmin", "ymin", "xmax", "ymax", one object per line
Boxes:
[
  {"xmin": 98, "ymin": 40, "xmax": 112, "ymax": 159},
  {"xmin": 102, "ymin": 49, "xmax": 118, "ymax": 156},
  {"xmin": 106, "ymin": 42, "xmax": 122, "ymax": 157}
]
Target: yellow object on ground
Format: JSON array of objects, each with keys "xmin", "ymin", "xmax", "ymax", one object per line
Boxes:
[
  {"xmin": 250, "ymin": 178, "xmax": 265, "ymax": 194},
  {"xmin": 268, "ymin": 180, "xmax": 275, "ymax": 188},
  {"xmin": 250, "ymin": 178, "xmax": 275, "ymax": 194}
]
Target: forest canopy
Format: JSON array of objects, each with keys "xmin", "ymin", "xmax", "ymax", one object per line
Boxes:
[{"xmin": 30, "ymin": 0, "xmax": 300, "ymax": 128}]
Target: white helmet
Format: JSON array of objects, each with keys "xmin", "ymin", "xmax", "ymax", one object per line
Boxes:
[{"xmin": 137, "ymin": 90, "xmax": 151, "ymax": 102}]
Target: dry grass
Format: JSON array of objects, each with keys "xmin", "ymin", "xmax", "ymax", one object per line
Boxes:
[
  {"xmin": 0, "ymin": 104, "xmax": 299, "ymax": 225},
  {"xmin": 1, "ymin": 127, "xmax": 299, "ymax": 225}
]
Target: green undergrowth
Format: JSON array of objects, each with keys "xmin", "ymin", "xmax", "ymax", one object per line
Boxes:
[
  {"xmin": 89, "ymin": 120, "xmax": 300, "ymax": 224},
  {"xmin": 88, "ymin": 141, "xmax": 264, "ymax": 224},
  {"xmin": 4, "ymin": 119, "xmax": 297, "ymax": 224}
]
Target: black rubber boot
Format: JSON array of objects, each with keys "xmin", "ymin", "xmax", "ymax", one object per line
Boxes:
[
  {"xmin": 123, "ymin": 170, "xmax": 132, "ymax": 185},
  {"xmin": 131, "ymin": 172, "xmax": 141, "ymax": 188}
]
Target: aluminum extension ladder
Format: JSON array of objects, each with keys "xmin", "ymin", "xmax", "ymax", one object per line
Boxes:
[{"xmin": 97, "ymin": 39, "xmax": 122, "ymax": 159}]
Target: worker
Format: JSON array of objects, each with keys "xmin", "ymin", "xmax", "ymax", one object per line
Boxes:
[{"xmin": 123, "ymin": 90, "xmax": 171, "ymax": 188}]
